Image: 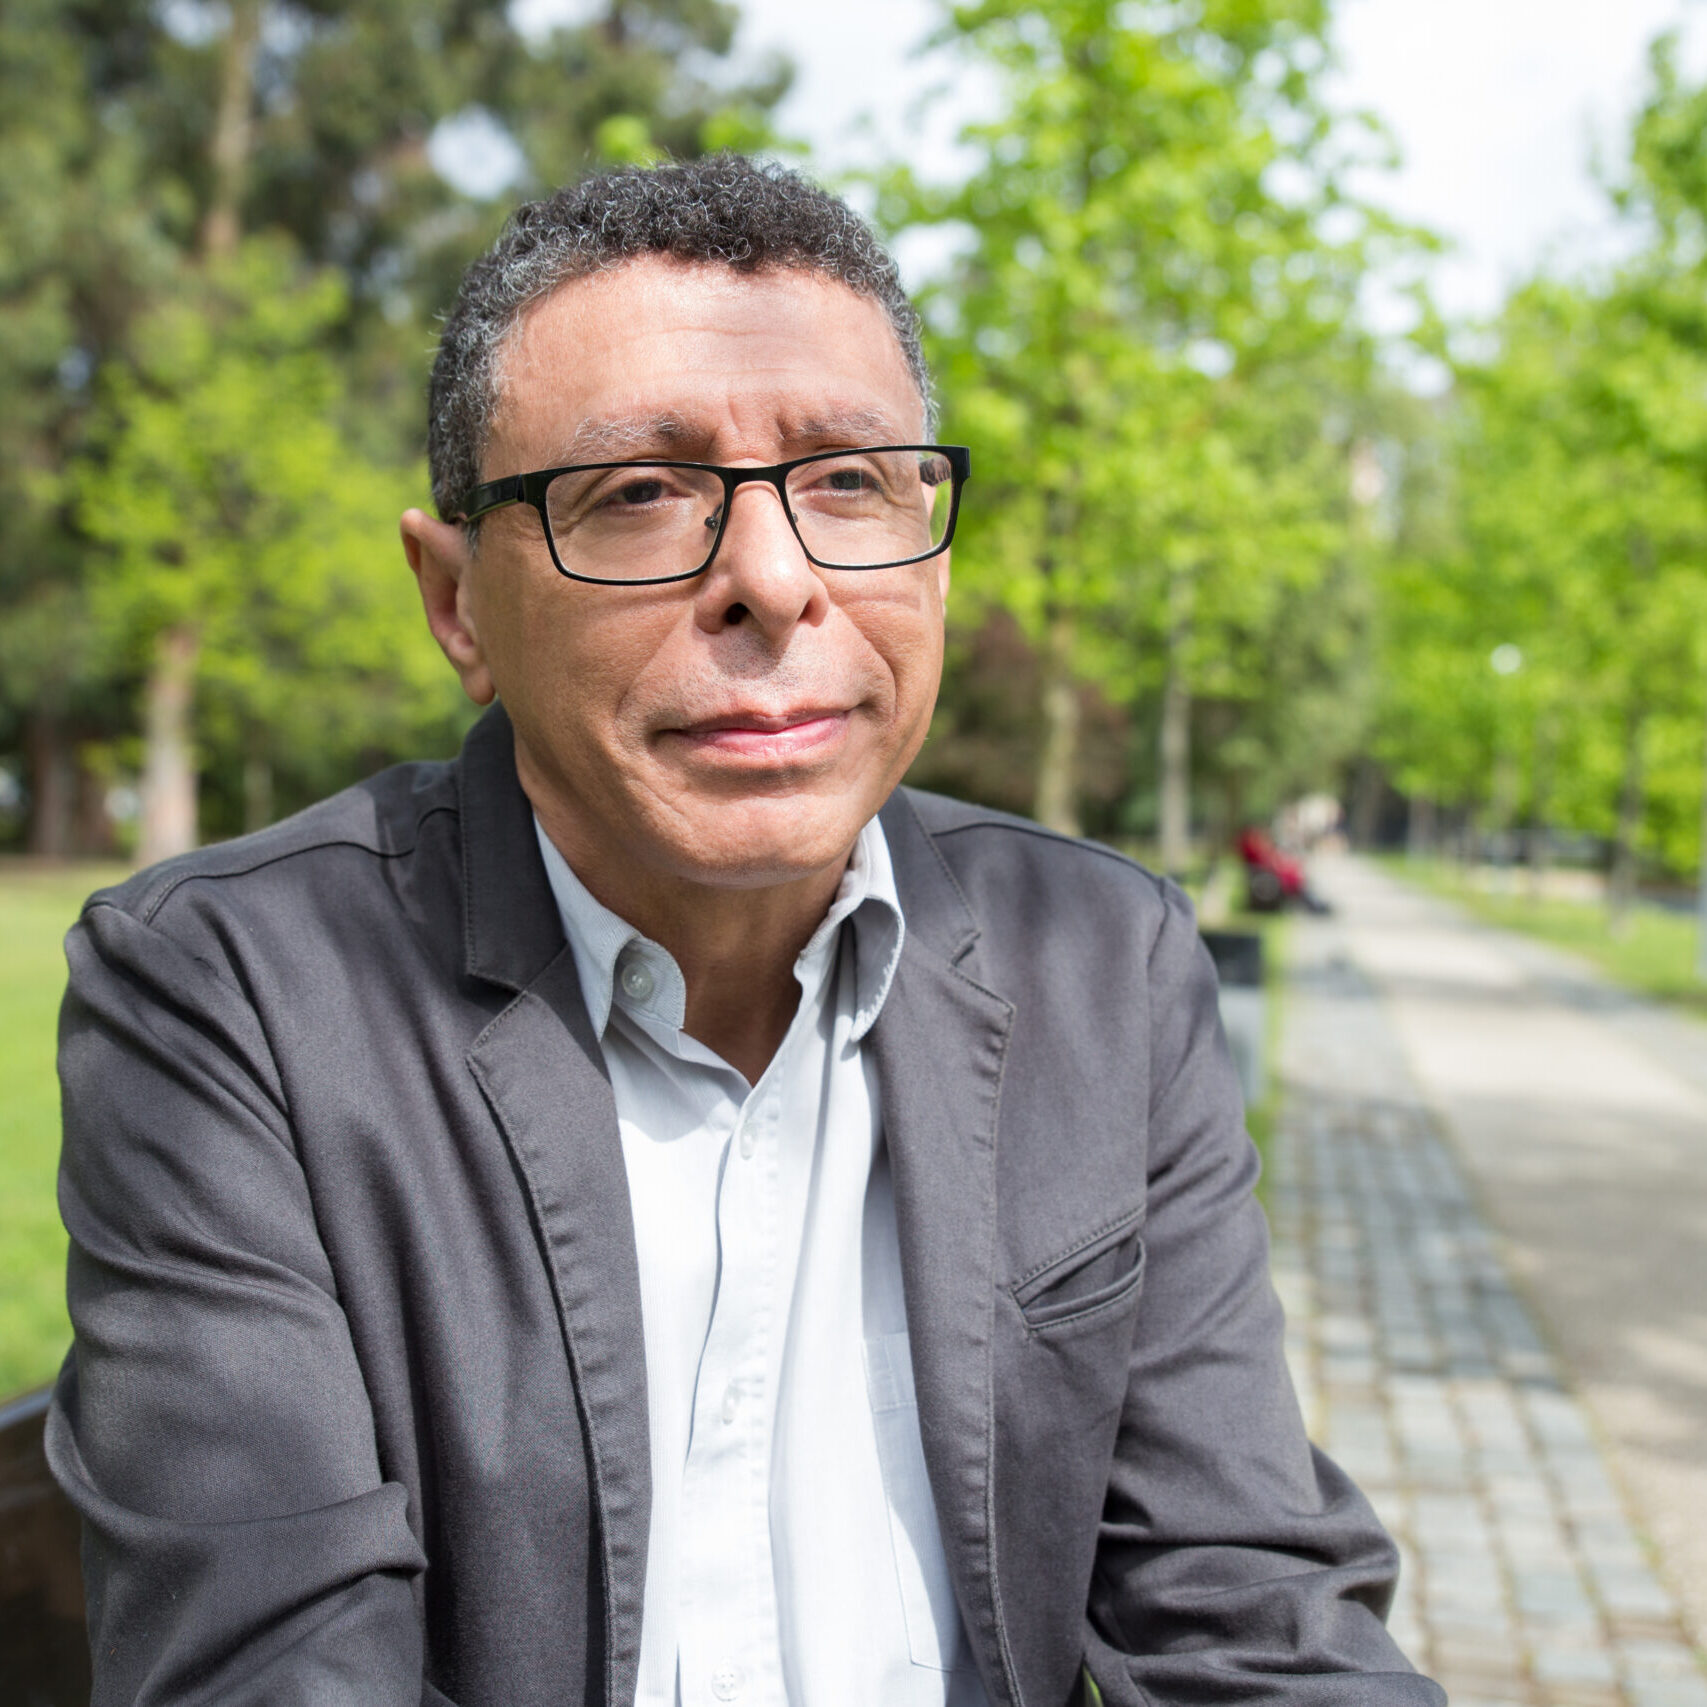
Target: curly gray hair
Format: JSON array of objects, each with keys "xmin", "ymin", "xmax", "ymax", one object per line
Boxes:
[{"xmin": 427, "ymin": 155, "xmax": 933, "ymax": 524}]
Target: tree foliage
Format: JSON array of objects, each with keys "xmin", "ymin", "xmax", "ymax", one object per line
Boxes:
[
  {"xmin": 1373, "ymin": 31, "xmax": 1707, "ymax": 912},
  {"xmin": 890, "ymin": 0, "xmax": 1407, "ymax": 849},
  {"xmin": 0, "ymin": 0, "xmax": 790, "ymax": 854}
]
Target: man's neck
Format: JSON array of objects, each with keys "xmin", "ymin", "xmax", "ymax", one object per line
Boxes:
[{"xmin": 533, "ymin": 799, "xmax": 851, "ymax": 1085}]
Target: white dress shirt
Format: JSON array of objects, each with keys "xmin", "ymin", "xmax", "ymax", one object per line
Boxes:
[{"xmin": 535, "ymin": 818, "xmax": 990, "ymax": 1707}]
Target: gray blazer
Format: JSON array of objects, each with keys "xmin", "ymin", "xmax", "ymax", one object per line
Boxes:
[{"xmin": 47, "ymin": 706, "xmax": 1441, "ymax": 1707}]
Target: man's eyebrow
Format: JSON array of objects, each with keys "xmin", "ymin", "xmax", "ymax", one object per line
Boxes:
[
  {"xmin": 548, "ymin": 415, "xmax": 699, "ymax": 463},
  {"xmin": 792, "ymin": 408, "xmax": 910, "ymax": 446}
]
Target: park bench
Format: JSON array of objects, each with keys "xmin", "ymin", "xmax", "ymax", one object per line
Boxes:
[{"xmin": 0, "ymin": 1386, "xmax": 88, "ymax": 1703}]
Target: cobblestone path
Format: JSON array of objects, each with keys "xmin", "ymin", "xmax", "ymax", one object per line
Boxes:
[{"xmin": 1268, "ymin": 908, "xmax": 1707, "ymax": 1707}]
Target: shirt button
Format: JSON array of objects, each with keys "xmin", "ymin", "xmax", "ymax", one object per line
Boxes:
[
  {"xmin": 720, "ymin": 1383, "xmax": 739, "ymax": 1425},
  {"xmin": 737, "ymin": 1124, "xmax": 755, "ymax": 1159},
  {"xmin": 618, "ymin": 955, "xmax": 655, "ymax": 1003},
  {"xmin": 711, "ymin": 1666, "xmax": 744, "ymax": 1701}
]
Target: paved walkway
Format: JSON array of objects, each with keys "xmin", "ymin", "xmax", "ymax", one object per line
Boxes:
[{"xmin": 1268, "ymin": 857, "xmax": 1707, "ymax": 1707}]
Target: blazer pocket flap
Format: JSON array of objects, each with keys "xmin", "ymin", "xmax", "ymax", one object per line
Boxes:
[{"xmin": 1012, "ymin": 1208, "xmax": 1146, "ymax": 1330}]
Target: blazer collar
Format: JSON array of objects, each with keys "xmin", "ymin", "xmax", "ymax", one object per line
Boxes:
[
  {"xmin": 878, "ymin": 789, "xmax": 983, "ymax": 971},
  {"xmin": 457, "ymin": 703, "xmax": 566, "ymax": 993},
  {"xmin": 456, "ymin": 705, "xmax": 650, "ymax": 1706}
]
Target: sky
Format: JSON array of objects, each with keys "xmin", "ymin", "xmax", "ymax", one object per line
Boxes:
[
  {"xmin": 727, "ymin": 0, "xmax": 1707, "ymax": 321},
  {"xmin": 476, "ymin": 1, "xmax": 1707, "ymax": 325}
]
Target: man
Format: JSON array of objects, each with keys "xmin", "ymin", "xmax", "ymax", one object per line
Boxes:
[{"xmin": 49, "ymin": 157, "xmax": 1442, "ymax": 1707}]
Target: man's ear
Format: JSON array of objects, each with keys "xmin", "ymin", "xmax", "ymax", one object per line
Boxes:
[{"xmin": 400, "ymin": 509, "xmax": 496, "ymax": 706}]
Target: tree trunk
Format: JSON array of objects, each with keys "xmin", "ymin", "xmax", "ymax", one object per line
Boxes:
[
  {"xmin": 1216, "ymin": 771, "xmax": 1243, "ymax": 863},
  {"xmin": 1607, "ymin": 702, "xmax": 1646, "ymax": 935},
  {"xmin": 1489, "ymin": 747, "xmax": 1518, "ymax": 852},
  {"xmin": 200, "ymin": 0, "xmax": 261, "ymax": 259},
  {"xmin": 74, "ymin": 763, "xmax": 118, "ymax": 859},
  {"xmin": 1349, "ymin": 757, "xmax": 1383, "ymax": 851},
  {"xmin": 138, "ymin": 625, "xmax": 201, "ymax": 866},
  {"xmin": 1526, "ymin": 714, "xmax": 1556, "ymax": 903},
  {"xmin": 1406, "ymin": 795, "xmax": 1435, "ymax": 862},
  {"xmin": 1158, "ymin": 570, "xmax": 1191, "ymax": 876},
  {"xmin": 1034, "ymin": 603, "xmax": 1081, "ymax": 837},
  {"xmin": 24, "ymin": 708, "xmax": 74, "ymax": 859}
]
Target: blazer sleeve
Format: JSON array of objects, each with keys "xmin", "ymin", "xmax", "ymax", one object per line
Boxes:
[
  {"xmin": 46, "ymin": 897, "xmax": 430, "ymax": 1707},
  {"xmin": 1083, "ymin": 883, "xmax": 1444, "ymax": 1706}
]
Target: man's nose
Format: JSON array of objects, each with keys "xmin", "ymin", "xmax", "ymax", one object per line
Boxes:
[{"xmin": 693, "ymin": 477, "xmax": 830, "ymax": 639}]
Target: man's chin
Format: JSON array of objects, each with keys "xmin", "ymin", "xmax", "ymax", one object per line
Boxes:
[{"xmin": 656, "ymin": 795, "xmax": 873, "ymax": 892}]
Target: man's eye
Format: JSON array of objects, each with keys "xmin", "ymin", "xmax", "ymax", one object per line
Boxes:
[
  {"xmin": 802, "ymin": 462, "xmax": 890, "ymax": 500},
  {"xmin": 610, "ymin": 478, "xmax": 668, "ymax": 506}
]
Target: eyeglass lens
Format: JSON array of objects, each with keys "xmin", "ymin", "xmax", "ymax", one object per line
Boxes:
[{"xmin": 540, "ymin": 449, "xmax": 956, "ymax": 582}]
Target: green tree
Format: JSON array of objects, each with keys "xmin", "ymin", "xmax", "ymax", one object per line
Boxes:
[
  {"xmin": 1, "ymin": 0, "xmax": 792, "ymax": 858},
  {"xmin": 79, "ymin": 241, "xmax": 465, "ymax": 861},
  {"xmin": 0, "ymin": 0, "xmax": 174, "ymax": 854},
  {"xmin": 1622, "ymin": 30, "xmax": 1707, "ymax": 970},
  {"xmin": 1374, "ymin": 31, "xmax": 1707, "ymax": 950},
  {"xmin": 889, "ymin": 0, "xmax": 1400, "ymax": 851}
]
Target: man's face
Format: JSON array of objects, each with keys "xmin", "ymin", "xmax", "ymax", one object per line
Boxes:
[{"xmin": 424, "ymin": 257, "xmax": 949, "ymax": 895}]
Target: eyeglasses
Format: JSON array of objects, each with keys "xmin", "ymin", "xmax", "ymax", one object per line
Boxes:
[{"xmin": 459, "ymin": 444, "xmax": 971, "ymax": 586}]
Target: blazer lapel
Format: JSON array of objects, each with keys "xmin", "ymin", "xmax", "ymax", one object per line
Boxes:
[
  {"xmin": 459, "ymin": 706, "xmax": 651, "ymax": 1707},
  {"xmin": 874, "ymin": 793, "xmax": 1020, "ymax": 1707}
]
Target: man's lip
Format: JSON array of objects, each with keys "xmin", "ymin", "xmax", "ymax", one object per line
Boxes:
[
  {"xmin": 661, "ymin": 707, "xmax": 853, "ymax": 762},
  {"xmin": 670, "ymin": 707, "xmax": 850, "ymax": 736}
]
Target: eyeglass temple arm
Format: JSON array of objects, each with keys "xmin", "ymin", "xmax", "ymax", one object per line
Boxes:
[{"xmin": 459, "ymin": 474, "xmax": 526, "ymax": 524}]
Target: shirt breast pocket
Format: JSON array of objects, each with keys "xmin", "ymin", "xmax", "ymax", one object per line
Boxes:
[{"xmin": 863, "ymin": 1332, "xmax": 975, "ymax": 1674}]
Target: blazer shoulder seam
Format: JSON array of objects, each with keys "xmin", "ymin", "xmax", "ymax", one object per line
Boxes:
[{"xmin": 130, "ymin": 800, "xmax": 459, "ymax": 928}]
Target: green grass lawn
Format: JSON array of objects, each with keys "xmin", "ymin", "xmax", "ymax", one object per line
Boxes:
[
  {"xmin": 1227, "ymin": 912, "xmax": 1289, "ymax": 1202},
  {"xmin": 1244, "ymin": 912, "xmax": 1288, "ymax": 1175},
  {"xmin": 1381, "ymin": 856, "xmax": 1707, "ymax": 1016},
  {"xmin": 1, "ymin": 862, "xmax": 128, "ymax": 1398}
]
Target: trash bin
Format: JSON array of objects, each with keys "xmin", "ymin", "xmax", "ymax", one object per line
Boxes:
[{"xmin": 1200, "ymin": 929, "xmax": 1265, "ymax": 1112}]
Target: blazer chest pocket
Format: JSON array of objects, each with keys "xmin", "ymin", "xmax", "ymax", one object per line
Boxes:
[{"xmin": 1012, "ymin": 1208, "xmax": 1146, "ymax": 1334}]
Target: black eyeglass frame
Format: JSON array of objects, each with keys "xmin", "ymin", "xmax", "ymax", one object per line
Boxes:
[{"xmin": 458, "ymin": 444, "xmax": 971, "ymax": 587}]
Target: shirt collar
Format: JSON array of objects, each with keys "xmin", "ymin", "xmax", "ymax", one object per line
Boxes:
[{"xmin": 533, "ymin": 815, "xmax": 905, "ymax": 1044}]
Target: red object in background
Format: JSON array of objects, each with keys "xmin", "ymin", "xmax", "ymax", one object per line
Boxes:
[{"xmin": 1238, "ymin": 828, "xmax": 1308, "ymax": 900}]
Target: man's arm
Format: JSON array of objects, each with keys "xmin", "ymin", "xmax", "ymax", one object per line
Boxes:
[
  {"xmin": 47, "ymin": 896, "xmax": 428, "ymax": 1707},
  {"xmin": 1084, "ymin": 883, "xmax": 1443, "ymax": 1706}
]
